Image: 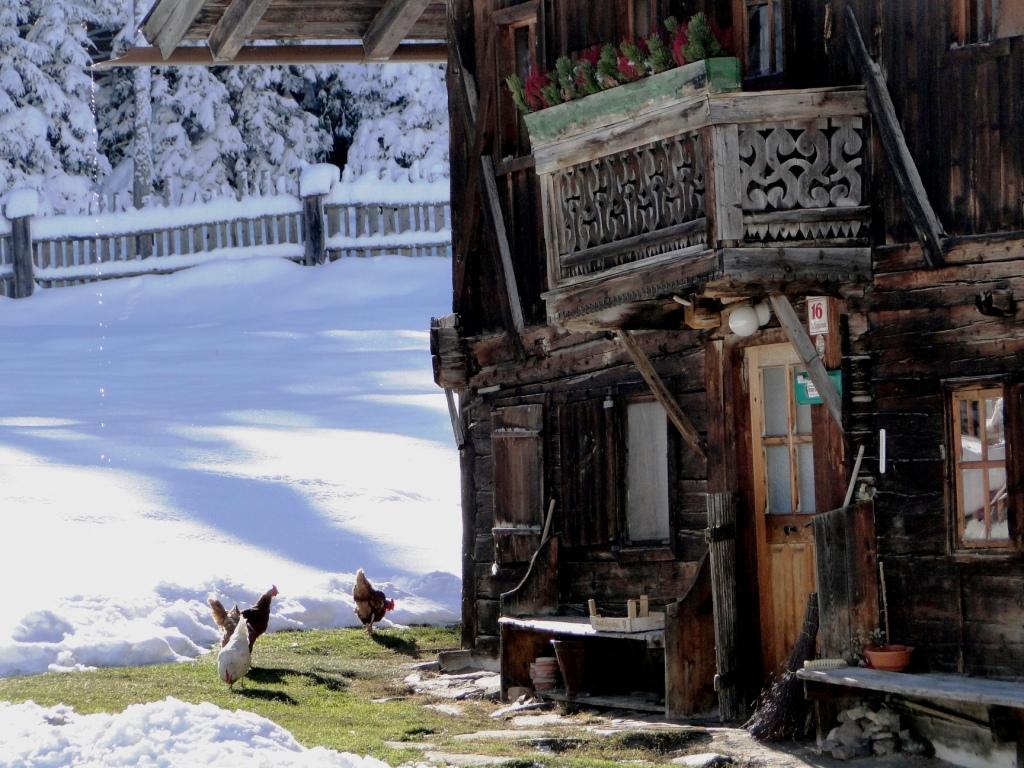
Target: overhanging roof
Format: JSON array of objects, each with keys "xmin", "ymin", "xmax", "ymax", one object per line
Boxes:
[{"xmin": 109, "ymin": 0, "xmax": 448, "ymax": 68}]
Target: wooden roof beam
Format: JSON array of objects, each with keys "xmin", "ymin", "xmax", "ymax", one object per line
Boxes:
[
  {"xmin": 363, "ymin": 0, "xmax": 433, "ymax": 61},
  {"xmin": 143, "ymin": 0, "xmax": 207, "ymax": 60},
  {"xmin": 208, "ymin": 0, "xmax": 274, "ymax": 63},
  {"xmin": 94, "ymin": 43, "xmax": 448, "ymax": 70}
]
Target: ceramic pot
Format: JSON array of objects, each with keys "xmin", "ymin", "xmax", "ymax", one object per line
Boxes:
[{"xmin": 864, "ymin": 644, "xmax": 914, "ymax": 672}]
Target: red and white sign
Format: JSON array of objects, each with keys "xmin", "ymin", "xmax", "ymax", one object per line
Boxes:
[{"xmin": 807, "ymin": 296, "xmax": 829, "ymax": 336}]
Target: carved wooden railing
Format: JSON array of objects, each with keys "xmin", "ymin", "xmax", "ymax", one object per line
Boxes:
[{"xmin": 530, "ymin": 81, "xmax": 869, "ymax": 297}]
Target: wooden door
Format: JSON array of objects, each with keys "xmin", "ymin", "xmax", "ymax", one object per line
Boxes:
[{"xmin": 747, "ymin": 343, "xmax": 818, "ymax": 674}]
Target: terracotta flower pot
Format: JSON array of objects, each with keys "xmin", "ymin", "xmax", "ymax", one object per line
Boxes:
[{"xmin": 864, "ymin": 644, "xmax": 914, "ymax": 672}]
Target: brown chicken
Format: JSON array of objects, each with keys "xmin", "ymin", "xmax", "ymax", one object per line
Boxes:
[
  {"xmin": 352, "ymin": 569, "xmax": 395, "ymax": 633},
  {"xmin": 241, "ymin": 585, "xmax": 279, "ymax": 650},
  {"xmin": 209, "ymin": 585, "xmax": 278, "ymax": 650}
]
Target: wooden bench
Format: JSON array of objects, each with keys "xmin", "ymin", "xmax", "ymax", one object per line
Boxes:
[
  {"xmin": 499, "ymin": 615, "xmax": 668, "ymax": 713},
  {"xmin": 797, "ymin": 666, "xmax": 1024, "ymax": 747},
  {"xmin": 498, "ymin": 541, "xmax": 716, "ymax": 720}
]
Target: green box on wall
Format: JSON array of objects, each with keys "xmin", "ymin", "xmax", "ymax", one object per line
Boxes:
[{"xmin": 794, "ymin": 370, "xmax": 843, "ymax": 405}]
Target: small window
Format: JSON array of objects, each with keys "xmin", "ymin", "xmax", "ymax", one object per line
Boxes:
[
  {"xmin": 746, "ymin": 0, "xmax": 784, "ymax": 77},
  {"xmin": 950, "ymin": 386, "xmax": 1010, "ymax": 548},
  {"xmin": 952, "ymin": 0, "xmax": 1024, "ymax": 45},
  {"xmin": 625, "ymin": 401, "xmax": 671, "ymax": 542}
]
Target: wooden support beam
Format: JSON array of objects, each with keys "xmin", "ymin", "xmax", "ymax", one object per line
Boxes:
[
  {"xmin": 208, "ymin": 0, "xmax": 274, "ymax": 63},
  {"xmin": 615, "ymin": 330, "xmax": 707, "ymax": 461},
  {"xmin": 144, "ymin": 0, "xmax": 207, "ymax": 60},
  {"xmin": 844, "ymin": 6, "xmax": 945, "ymax": 268},
  {"xmin": 445, "ymin": 388, "xmax": 465, "ymax": 448},
  {"xmin": 96, "ymin": 43, "xmax": 448, "ymax": 69},
  {"xmin": 481, "ymin": 153, "xmax": 525, "ymax": 335},
  {"xmin": 768, "ymin": 294, "xmax": 843, "ymax": 428},
  {"xmin": 363, "ymin": 0, "xmax": 432, "ymax": 61}
]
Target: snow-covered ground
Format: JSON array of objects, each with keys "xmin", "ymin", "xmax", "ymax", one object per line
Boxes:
[
  {"xmin": 0, "ymin": 255, "xmax": 460, "ymax": 678},
  {"xmin": 0, "ymin": 698, "xmax": 401, "ymax": 767}
]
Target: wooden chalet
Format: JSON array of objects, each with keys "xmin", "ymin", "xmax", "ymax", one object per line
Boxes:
[
  {"xmin": 432, "ymin": 0, "xmax": 1024, "ymax": 762},
  {"xmin": 136, "ymin": 0, "xmax": 1024, "ymax": 762}
]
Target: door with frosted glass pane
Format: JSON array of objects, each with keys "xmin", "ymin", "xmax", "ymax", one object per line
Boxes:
[{"xmin": 747, "ymin": 344, "xmax": 817, "ymax": 674}]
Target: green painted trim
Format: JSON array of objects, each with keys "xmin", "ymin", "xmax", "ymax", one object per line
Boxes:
[{"xmin": 523, "ymin": 57, "xmax": 740, "ymax": 145}]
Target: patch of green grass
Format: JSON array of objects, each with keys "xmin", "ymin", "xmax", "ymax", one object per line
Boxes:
[{"xmin": 0, "ymin": 626, "xmax": 740, "ymax": 767}]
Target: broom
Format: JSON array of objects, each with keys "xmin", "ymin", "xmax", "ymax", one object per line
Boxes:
[{"xmin": 744, "ymin": 591, "xmax": 820, "ymax": 741}]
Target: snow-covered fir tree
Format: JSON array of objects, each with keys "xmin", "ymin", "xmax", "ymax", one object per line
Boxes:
[
  {"xmin": 0, "ymin": 0, "xmax": 110, "ymax": 214},
  {"xmin": 220, "ymin": 66, "xmax": 331, "ymax": 194},
  {"xmin": 0, "ymin": 0, "xmax": 450, "ymax": 214},
  {"xmin": 149, "ymin": 66, "xmax": 242, "ymax": 203}
]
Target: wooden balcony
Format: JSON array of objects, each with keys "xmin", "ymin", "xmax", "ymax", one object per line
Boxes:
[{"xmin": 529, "ymin": 67, "xmax": 870, "ymax": 329}]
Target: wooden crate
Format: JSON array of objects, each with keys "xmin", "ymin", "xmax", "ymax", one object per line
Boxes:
[{"xmin": 588, "ymin": 596, "xmax": 666, "ymax": 633}]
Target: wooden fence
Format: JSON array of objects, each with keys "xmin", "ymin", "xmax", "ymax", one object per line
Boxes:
[{"xmin": 0, "ymin": 190, "xmax": 451, "ymax": 298}]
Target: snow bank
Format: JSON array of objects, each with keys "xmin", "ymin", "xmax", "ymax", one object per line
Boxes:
[
  {"xmin": 0, "ymin": 255, "xmax": 460, "ymax": 679},
  {"xmin": 329, "ymin": 173, "xmax": 450, "ymax": 205},
  {"xmin": 35, "ymin": 243, "xmax": 305, "ymax": 281},
  {"xmin": 0, "ymin": 698, "xmax": 402, "ymax": 767},
  {"xmin": 0, "ymin": 573, "xmax": 459, "ymax": 678},
  {"xmin": 32, "ymin": 195, "xmax": 303, "ymax": 240}
]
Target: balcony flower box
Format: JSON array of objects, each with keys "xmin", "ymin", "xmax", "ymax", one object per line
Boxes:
[{"xmin": 523, "ymin": 57, "xmax": 741, "ymax": 147}]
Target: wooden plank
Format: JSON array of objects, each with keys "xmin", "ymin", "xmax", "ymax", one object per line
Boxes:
[
  {"xmin": 844, "ymin": 6, "xmax": 945, "ymax": 268},
  {"xmin": 718, "ymin": 247, "xmax": 871, "ymax": 285},
  {"xmin": 813, "ymin": 506, "xmax": 853, "ymax": 659},
  {"xmin": 768, "ymin": 294, "xmax": 843, "ymax": 428},
  {"xmin": 208, "ymin": 0, "xmax": 274, "ymax": 63},
  {"xmin": 97, "ymin": 43, "xmax": 448, "ymax": 69},
  {"xmin": 616, "ymin": 330, "xmax": 707, "ymax": 461},
  {"xmin": 10, "ymin": 216, "xmax": 34, "ymax": 299},
  {"xmin": 302, "ymin": 194, "xmax": 326, "ymax": 266},
  {"xmin": 498, "ymin": 615, "xmax": 664, "ymax": 642},
  {"xmin": 706, "ymin": 492, "xmax": 742, "ymax": 721},
  {"xmin": 665, "ymin": 555, "xmax": 717, "ymax": 719},
  {"xmin": 796, "ymin": 667, "xmax": 1024, "ymax": 710},
  {"xmin": 480, "ymin": 153, "xmax": 525, "ymax": 334},
  {"xmin": 540, "ymin": 690, "xmax": 664, "ymax": 713},
  {"xmin": 362, "ymin": 0, "xmax": 432, "ymax": 61},
  {"xmin": 145, "ymin": 0, "xmax": 207, "ymax": 59},
  {"xmin": 708, "ymin": 124, "xmax": 743, "ymax": 246}
]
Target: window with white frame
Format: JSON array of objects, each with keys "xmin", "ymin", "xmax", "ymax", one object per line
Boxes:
[{"xmin": 950, "ymin": 385, "xmax": 1010, "ymax": 548}]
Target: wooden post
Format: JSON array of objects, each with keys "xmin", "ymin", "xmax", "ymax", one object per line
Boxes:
[
  {"xmin": 11, "ymin": 214, "xmax": 34, "ymax": 299},
  {"xmin": 844, "ymin": 6, "xmax": 945, "ymax": 268},
  {"xmin": 769, "ymin": 294, "xmax": 843, "ymax": 429},
  {"xmin": 303, "ymin": 193, "xmax": 326, "ymax": 266},
  {"xmin": 706, "ymin": 492, "xmax": 742, "ymax": 721}
]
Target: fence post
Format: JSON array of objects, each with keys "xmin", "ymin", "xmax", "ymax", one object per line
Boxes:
[
  {"xmin": 6, "ymin": 190, "xmax": 37, "ymax": 299},
  {"xmin": 302, "ymin": 192, "xmax": 326, "ymax": 266}
]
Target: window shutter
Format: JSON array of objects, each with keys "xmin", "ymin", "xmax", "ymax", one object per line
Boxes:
[
  {"xmin": 492, "ymin": 404, "xmax": 544, "ymax": 563},
  {"xmin": 560, "ymin": 398, "xmax": 616, "ymax": 548}
]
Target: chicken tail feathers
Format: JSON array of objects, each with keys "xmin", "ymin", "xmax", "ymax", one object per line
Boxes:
[{"xmin": 208, "ymin": 597, "xmax": 229, "ymax": 628}]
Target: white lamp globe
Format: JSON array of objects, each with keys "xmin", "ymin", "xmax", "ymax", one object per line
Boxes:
[
  {"xmin": 754, "ymin": 301, "xmax": 771, "ymax": 326},
  {"xmin": 728, "ymin": 305, "xmax": 760, "ymax": 337}
]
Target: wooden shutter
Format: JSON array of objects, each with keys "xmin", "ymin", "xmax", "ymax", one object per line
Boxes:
[
  {"xmin": 560, "ymin": 398, "xmax": 617, "ymax": 548},
  {"xmin": 492, "ymin": 404, "xmax": 544, "ymax": 563}
]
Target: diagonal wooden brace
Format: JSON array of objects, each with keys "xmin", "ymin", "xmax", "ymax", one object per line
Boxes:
[
  {"xmin": 769, "ymin": 294, "xmax": 843, "ymax": 429},
  {"xmin": 617, "ymin": 330, "xmax": 707, "ymax": 461}
]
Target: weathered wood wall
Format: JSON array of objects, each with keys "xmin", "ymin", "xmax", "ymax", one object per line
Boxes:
[
  {"xmin": 460, "ymin": 328, "xmax": 712, "ymax": 653},
  {"xmin": 861, "ymin": 237, "xmax": 1024, "ymax": 677}
]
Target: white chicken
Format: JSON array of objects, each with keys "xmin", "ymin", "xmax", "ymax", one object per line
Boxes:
[{"xmin": 217, "ymin": 616, "xmax": 251, "ymax": 687}]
